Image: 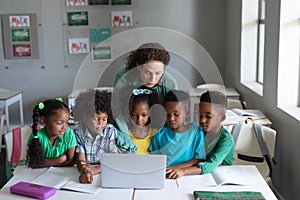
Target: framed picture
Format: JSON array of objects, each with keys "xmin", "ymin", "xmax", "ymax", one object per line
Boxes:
[
  {"xmin": 92, "ymin": 46, "xmax": 112, "ymax": 61},
  {"xmin": 11, "ymin": 29, "xmax": 30, "ymax": 42},
  {"xmin": 68, "ymin": 38, "xmax": 90, "ymax": 54},
  {"xmin": 12, "ymin": 44, "xmax": 31, "ymax": 57},
  {"xmin": 67, "ymin": 11, "xmax": 89, "ymax": 26},
  {"xmin": 88, "ymin": 0, "xmax": 109, "ymax": 5},
  {"xmin": 90, "ymin": 28, "xmax": 111, "ymax": 43},
  {"xmin": 112, "ymin": 0, "xmax": 131, "ymax": 5},
  {"xmin": 111, "ymin": 11, "xmax": 133, "ymax": 27},
  {"xmin": 9, "ymin": 15, "xmax": 30, "ymax": 27},
  {"xmin": 66, "ymin": 0, "xmax": 88, "ymax": 6}
]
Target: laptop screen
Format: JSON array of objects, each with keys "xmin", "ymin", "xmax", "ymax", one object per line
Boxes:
[{"xmin": 100, "ymin": 153, "xmax": 166, "ymax": 189}]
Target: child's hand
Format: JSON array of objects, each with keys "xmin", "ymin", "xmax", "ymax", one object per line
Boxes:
[
  {"xmin": 166, "ymin": 167, "xmax": 184, "ymax": 179},
  {"xmin": 81, "ymin": 163, "xmax": 93, "ymax": 173},
  {"xmin": 79, "ymin": 171, "xmax": 93, "ymax": 184}
]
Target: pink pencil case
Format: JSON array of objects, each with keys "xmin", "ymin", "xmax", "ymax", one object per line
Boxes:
[{"xmin": 10, "ymin": 181, "xmax": 56, "ymax": 200}]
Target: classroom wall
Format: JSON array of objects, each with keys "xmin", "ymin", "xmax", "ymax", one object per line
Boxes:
[
  {"xmin": 0, "ymin": 0, "xmax": 226, "ymax": 124},
  {"xmin": 1, "ymin": 0, "xmax": 296, "ymax": 198},
  {"xmin": 226, "ymin": 0, "xmax": 298, "ymax": 199}
]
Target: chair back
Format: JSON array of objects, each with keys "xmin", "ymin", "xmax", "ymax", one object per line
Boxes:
[
  {"xmin": 4, "ymin": 126, "xmax": 32, "ymax": 180},
  {"xmin": 196, "ymin": 83, "xmax": 225, "ymax": 91},
  {"xmin": 231, "ymin": 123, "xmax": 276, "ymax": 182},
  {"xmin": 227, "ymin": 99, "xmax": 247, "ymax": 109}
]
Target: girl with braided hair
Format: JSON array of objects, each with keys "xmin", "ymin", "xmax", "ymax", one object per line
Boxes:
[{"xmin": 26, "ymin": 98, "xmax": 77, "ymax": 168}]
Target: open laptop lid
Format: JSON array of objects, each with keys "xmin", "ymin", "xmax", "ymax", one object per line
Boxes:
[{"xmin": 101, "ymin": 153, "xmax": 166, "ymax": 189}]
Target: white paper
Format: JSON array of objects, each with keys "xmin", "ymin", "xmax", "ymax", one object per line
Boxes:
[
  {"xmin": 61, "ymin": 174, "xmax": 101, "ymax": 194},
  {"xmin": 231, "ymin": 109, "xmax": 265, "ymax": 117},
  {"xmin": 176, "ymin": 166, "xmax": 251, "ymax": 188},
  {"xmin": 176, "ymin": 173, "xmax": 218, "ymax": 188},
  {"xmin": 212, "ymin": 166, "xmax": 250, "ymax": 186},
  {"xmin": 30, "ymin": 167, "xmax": 101, "ymax": 194}
]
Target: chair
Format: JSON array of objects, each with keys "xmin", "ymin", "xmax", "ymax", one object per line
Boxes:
[
  {"xmin": 0, "ymin": 89, "xmax": 10, "ymax": 152},
  {"xmin": 196, "ymin": 83, "xmax": 225, "ymax": 91},
  {"xmin": 231, "ymin": 123, "xmax": 277, "ymax": 185},
  {"xmin": 4, "ymin": 126, "xmax": 32, "ymax": 180},
  {"xmin": 0, "ymin": 113, "xmax": 6, "ymax": 152},
  {"xmin": 227, "ymin": 98, "xmax": 247, "ymax": 109}
]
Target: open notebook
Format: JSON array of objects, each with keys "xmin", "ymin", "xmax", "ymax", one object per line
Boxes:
[
  {"xmin": 177, "ymin": 165, "xmax": 252, "ymax": 188},
  {"xmin": 30, "ymin": 167, "xmax": 101, "ymax": 194}
]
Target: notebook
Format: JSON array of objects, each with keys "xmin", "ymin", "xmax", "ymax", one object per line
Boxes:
[{"xmin": 100, "ymin": 153, "xmax": 166, "ymax": 189}]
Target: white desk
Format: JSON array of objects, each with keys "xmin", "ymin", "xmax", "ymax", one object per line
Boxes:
[
  {"xmin": 0, "ymin": 165, "xmax": 277, "ymax": 200},
  {"xmin": 189, "ymin": 87, "xmax": 240, "ymax": 122},
  {"xmin": 0, "ymin": 91, "xmax": 24, "ymax": 131},
  {"xmin": 0, "ymin": 166, "xmax": 134, "ymax": 200},
  {"xmin": 134, "ymin": 166, "xmax": 278, "ymax": 200}
]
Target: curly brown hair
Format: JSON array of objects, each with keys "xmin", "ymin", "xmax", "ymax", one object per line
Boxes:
[
  {"xmin": 125, "ymin": 42, "xmax": 170, "ymax": 71},
  {"xmin": 72, "ymin": 89, "xmax": 115, "ymax": 125}
]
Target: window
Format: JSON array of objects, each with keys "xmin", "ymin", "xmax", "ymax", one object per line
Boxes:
[
  {"xmin": 240, "ymin": 0, "xmax": 266, "ymax": 95},
  {"xmin": 277, "ymin": 0, "xmax": 300, "ymax": 120},
  {"xmin": 257, "ymin": 0, "xmax": 265, "ymax": 84}
]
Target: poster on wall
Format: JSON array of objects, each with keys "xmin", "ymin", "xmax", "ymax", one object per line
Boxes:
[
  {"xmin": 68, "ymin": 38, "xmax": 90, "ymax": 54},
  {"xmin": 111, "ymin": 11, "xmax": 133, "ymax": 27},
  {"xmin": 66, "ymin": 0, "xmax": 88, "ymax": 6},
  {"xmin": 9, "ymin": 15, "xmax": 30, "ymax": 27},
  {"xmin": 92, "ymin": 46, "xmax": 112, "ymax": 61},
  {"xmin": 90, "ymin": 28, "xmax": 111, "ymax": 43},
  {"xmin": 12, "ymin": 44, "xmax": 31, "ymax": 57},
  {"xmin": 11, "ymin": 29, "xmax": 30, "ymax": 42},
  {"xmin": 112, "ymin": 0, "xmax": 131, "ymax": 5},
  {"xmin": 88, "ymin": 0, "xmax": 108, "ymax": 5},
  {"xmin": 68, "ymin": 11, "xmax": 89, "ymax": 26}
]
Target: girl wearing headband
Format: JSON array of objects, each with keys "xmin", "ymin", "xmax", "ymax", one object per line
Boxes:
[{"xmin": 126, "ymin": 88, "xmax": 160, "ymax": 154}]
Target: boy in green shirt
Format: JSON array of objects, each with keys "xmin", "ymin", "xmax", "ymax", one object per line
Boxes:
[
  {"xmin": 179, "ymin": 90, "xmax": 235, "ymax": 175},
  {"xmin": 197, "ymin": 90, "xmax": 234, "ymax": 174}
]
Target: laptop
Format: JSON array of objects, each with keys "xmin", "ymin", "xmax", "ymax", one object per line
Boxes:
[{"xmin": 100, "ymin": 153, "xmax": 166, "ymax": 189}]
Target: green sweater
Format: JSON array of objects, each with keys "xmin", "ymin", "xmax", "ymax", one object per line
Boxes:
[{"xmin": 198, "ymin": 127, "xmax": 235, "ymax": 174}]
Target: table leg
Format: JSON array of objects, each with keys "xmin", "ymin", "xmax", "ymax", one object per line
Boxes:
[
  {"xmin": 5, "ymin": 104, "xmax": 10, "ymax": 131},
  {"xmin": 19, "ymin": 97, "xmax": 24, "ymax": 126}
]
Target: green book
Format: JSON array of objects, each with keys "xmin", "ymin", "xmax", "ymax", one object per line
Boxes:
[{"xmin": 193, "ymin": 191, "xmax": 266, "ymax": 200}]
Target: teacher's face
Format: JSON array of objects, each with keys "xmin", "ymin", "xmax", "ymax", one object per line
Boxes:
[{"xmin": 138, "ymin": 60, "xmax": 165, "ymax": 88}]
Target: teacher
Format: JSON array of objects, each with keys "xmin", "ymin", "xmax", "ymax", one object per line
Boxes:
[{"xmin": 113, "ymin": 42, "xmax": 178, "ymax": 153}]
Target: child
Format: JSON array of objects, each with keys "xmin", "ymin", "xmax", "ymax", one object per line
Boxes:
[
  {"xmin": 127, "ymin": 88, "xmax": 160, "ymax": 154},
  {"xmin": 26, "ymin": 98, "xmax": 76, "ymax": 168},
  {"xmin": 72, "ymin": 89, "xmax": 118, "ymax": 184},
  {"xmin": 197, "ymin": 90, "xmax": 234, "ymax": 174},
  {"xmin": 149, "ymin": 90, "xmax": 206, "ymax": 179}
]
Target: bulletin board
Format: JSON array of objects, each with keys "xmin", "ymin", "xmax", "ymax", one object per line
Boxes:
[
  {"xmin": 61, "ymin": 0, "xmax": 134, "ymax": 69},
  {"xmin": 1, "ymin": 14, "xmax": 39, "ymax": 59}
]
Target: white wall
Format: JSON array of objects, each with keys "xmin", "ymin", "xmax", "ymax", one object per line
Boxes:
[
  {"xmin": 226, "ymin": 0, "xmax": 299, "ymax": 199},
  {"xmin": 0, "ymin": 0, "xmax": 226, "ymax": 124}
]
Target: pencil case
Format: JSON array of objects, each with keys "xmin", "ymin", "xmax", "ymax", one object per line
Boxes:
[{"xmin": 10, "ymin": 181, "xmax": 56, "ymax": 200}]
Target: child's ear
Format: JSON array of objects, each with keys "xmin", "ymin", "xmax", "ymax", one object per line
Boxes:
[
  {"xmin": 40, "ymin": 116, "xmax": 47, "ymax": 126},
  {"xmin": 220, "ymin": 112, "xmax": 226, "ymax": 122},
  {"xmin": 185, "ymin": 109, "xmax": 190, "ymax": 117}
]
